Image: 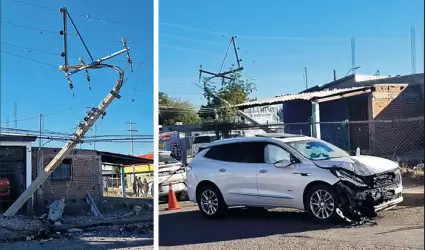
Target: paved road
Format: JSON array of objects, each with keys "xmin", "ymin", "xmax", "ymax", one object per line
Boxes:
[{"xmin": 159, "ymin": 188, "xmax": 424, "ymax": 250}]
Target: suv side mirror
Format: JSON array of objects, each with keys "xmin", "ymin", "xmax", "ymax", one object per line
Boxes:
[{"xmin": 274, "ymin": 159, "xmax": 292, "ymax": 168}]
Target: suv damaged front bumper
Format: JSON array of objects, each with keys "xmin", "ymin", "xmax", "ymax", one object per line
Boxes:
[{"xmin": 331, "ymin": 166, "xmax": 403, "ymax": 223}]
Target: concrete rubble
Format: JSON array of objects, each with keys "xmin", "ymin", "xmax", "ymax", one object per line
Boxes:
[{"xmin": 0, "ymin": 199, "xmax": 153, "ymax": 243}]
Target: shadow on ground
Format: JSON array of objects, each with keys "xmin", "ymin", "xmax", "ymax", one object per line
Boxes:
[
  {"xmin": 159, "ymin": 208, "xmax": 339, "ymax": 247},
  {"xmin": 400, "ymin": 192, "xmax": 424, "ymax": 207}
]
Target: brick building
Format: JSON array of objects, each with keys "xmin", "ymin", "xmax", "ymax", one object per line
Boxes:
[
  {"xmin": 237, "ymin": 73, "xmax": 424, "ymax": 160},
  {"xmin": 31, "ymin": 148, "xmax": 151, "ymax": 213}
]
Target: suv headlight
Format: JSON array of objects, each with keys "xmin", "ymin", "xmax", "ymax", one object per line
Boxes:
[{"xmin": 334, "ymin": 168, "xmax": 368, "ymax": 187}]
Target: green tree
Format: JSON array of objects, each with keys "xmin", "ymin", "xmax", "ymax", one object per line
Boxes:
[
  {"xmin": 112, "ymin": 165, "xmax": 121, "ymax": 174},
  {"xmin": 202, "ymin": 66, "xmax": 256, "ymax": 122},
  {"xmin": 159, "ymin": 92, "xmax": 201, "ymax": 125}
]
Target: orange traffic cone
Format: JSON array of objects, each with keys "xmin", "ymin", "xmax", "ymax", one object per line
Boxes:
[{"xmin": 167, "ymin": 183, "xmax": 180, "ymax": 210}]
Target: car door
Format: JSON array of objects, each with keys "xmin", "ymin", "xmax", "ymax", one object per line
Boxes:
[
  {"xmin": 205, "ymin": 142, "xmax": 261, "ymax": 206},
  {"xmin": 256, "ymin": 143, "xmax": 301, "ymax": 208}
]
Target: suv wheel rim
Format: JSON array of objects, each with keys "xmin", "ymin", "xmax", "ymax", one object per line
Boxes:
[
  {"xmin": 200, "ymin": 190, "xmax": 218, "ymax": 215},
  {"xmin": 310, "ymin": 190, "xmax": 335, "ymax": 219}
]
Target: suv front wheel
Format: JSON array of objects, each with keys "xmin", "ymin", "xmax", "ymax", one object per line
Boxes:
[
  {"xmin": 305, "ymin": 184, "xmax": 340, "ymax": 223},
  {"xmin": 196, "ymin": 184, "xmax": 227, "ymax": 219}
]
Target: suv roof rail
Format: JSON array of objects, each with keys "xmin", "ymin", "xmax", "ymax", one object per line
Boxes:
[{"xmin": 255, "ymin": 133, "xmax": 306, "ymax": 138}]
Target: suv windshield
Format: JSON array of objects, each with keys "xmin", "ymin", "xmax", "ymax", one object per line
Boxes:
[
  {"xmin": 159, "ymin": 153, "xmax": 179, "ymax": 164},
  {"xmin": 286, "ymin": 139, "xmax": 350, "ymax": 160},
  {"xmin": 193, "ymin": 136, "xmax": 215, "ymax": 144}
]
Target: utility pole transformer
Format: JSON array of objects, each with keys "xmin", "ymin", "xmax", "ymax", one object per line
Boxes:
[{"xmin": 3, "ymin": 7, "xmax": 133, "ymax": 217}]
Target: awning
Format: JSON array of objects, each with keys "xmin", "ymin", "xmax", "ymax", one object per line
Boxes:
[{"xmin": 97, "ymin": 151, "xmax": 153, "ymax": 165}]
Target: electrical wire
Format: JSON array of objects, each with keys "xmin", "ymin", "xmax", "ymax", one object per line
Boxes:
[
  {"xmin": 0, "ymin": 42, "xmax": 60, "ymax": 56},
  {"xmin": 0, "ymin": 108, "xmax": 75, "ymax": 124},
  {"xmin": 1, "ymin": 50, "xmax": 57, "ymax": 68},
  {"xmin": 160, "ymin": 22, "xmax": 231, "ymax": 37},
  {"xmin": 219, "ymin": 39, "xmax": 233, "ymax": 73},
  {"xmin": 1, "ymin": 21, "xmax": 151, "ymax": 47},
  {"xmin": 160, "ymin": 33, "xmax": 225, "ymax": 47},
  {"xmin": 9, "ymin": 0, "xmax": 148, "ymax": 28},
  {"xmin": 160, "ymin": 44, "xmax": 222, "ymax": 57}
]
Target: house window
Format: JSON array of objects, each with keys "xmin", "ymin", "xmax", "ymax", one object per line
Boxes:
[{"xmin": 50, "ymin": 159, "xmax": 72, "ymax": 180}]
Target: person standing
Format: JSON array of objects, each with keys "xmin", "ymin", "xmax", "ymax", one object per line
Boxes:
[
  {"xmin": 143, "ymin": 178, "xmax": 149, "ymax": 197},
  {"xmin": 137, "ymin": 177, "xmax": 143, "ymax": 197},
  {"xmin": 132, "ymin": 178, "xmax": 138, "ymax": 197}
]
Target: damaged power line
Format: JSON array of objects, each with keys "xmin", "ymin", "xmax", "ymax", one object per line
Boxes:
[{"xmin": 3, "ymin": 7, "xmax": 136, "ymax": 217}]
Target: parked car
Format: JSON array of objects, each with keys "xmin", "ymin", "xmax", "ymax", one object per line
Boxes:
[
  {"xmin": 186, "ymin": 133, "xmax": 403, "ymax": 223},
  {"xmin": 0, "ymin": 178, "xmax": 11, "ymax": 197},
  {"xmin": 191, "ymin": 134, "xmax": 217, "ymax": 157},
  {"xmin": 158, "ymin": 150, "xmax": 187, "ymax": 199}
]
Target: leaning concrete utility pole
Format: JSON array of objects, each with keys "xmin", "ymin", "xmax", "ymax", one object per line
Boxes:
[{"xmin": 3, "ymin": 7, "xmax": 132, "ymax": 217}]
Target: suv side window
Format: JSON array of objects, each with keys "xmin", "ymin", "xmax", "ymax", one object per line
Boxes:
[
  {"xmin": 204, "ymin": 142, "xmax": 264, "ymax": 163},
  {"xmin": 264, "ymin": 144, "xmax": 291, "ymax": 164}
]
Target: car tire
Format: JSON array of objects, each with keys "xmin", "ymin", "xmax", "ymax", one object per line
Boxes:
[
  {"xmin": 305, "ymin": 184, "xmax": 340, "ymax": 223},
  {"xmin": 196, "ymin": 184, "xmax": 227, "ymax": 219}
]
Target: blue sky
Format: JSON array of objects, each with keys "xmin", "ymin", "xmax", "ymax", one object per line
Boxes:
[
  {"xmin": 1, "ymin": 0, "xmax": 153, "ymax": 155},
  {"xmin": 159, "ymin": 0, "xmax": 424, "ymax": 107}
]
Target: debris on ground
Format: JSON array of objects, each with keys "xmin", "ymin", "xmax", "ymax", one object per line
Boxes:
[
  {"xmin": 47, "ymin": 198, "xmax": 66, "ymax": 222},
  {"xmin": 67, "ymin": 228, "xmax": 83, "ymax": 233},
  {"xmin": 0, "ymin": 201, "xmax": 153, "ymax": 243},
  {"xmin": 85, "ymin": 192, "xmax": 102, "ymax": 218}
]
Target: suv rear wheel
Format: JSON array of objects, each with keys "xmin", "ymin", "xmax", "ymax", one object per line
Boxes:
[
  {"xmin": 196, "ymin": 184, "xmax": 227, "ymax": 219},
  {"xmin": 305, "ymin": 184, "xmax": 339, "ymax": 223}
]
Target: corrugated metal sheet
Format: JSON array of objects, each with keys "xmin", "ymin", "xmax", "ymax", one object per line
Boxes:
[{"xmin": 237, "ymin": 87, "xmax": 367, "ymax": 108}]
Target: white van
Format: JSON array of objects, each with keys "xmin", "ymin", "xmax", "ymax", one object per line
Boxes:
[{"xmin": 191, "ymin": 134, "xmax": 217, "ymax": 156}]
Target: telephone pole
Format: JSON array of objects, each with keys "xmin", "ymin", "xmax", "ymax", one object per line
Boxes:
[{"xmin": 126, "ymin": 122, "xmax": 138, "ymax": 156}]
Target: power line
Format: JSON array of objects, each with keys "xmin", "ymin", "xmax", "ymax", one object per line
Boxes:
[
  {"xmin": 160, "ymin": 22, "xmax": 231, "ymax": 37},
  {"xmin": 1, "ymin": 108, "xmax": 75, "ymax": 124},
  {"xmin": 160, "ymin": 22, "xmax": 354, "ymax": 40},
  {"xmin": 1, "ymin": 21, "xmax": 151, "ymax": 47},
  {"xmin": 160, "ymin": 33, "xmax": 226, "ymax": 47},
  {"xmin": 9, "ymin": 0, "xmax": 148, "ymax": 28},
  {"xmin": 1, "ymin": 50, "xmax": 57, "ymax": 68},
  {"xmin": 160, "ymin": 44, "xmax": 222, "ymax": 57},
  {"xmin": 0, "ymin": 42, "xmax": 60, "ymax": 56}
]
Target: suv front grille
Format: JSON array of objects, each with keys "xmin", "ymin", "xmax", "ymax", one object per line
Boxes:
[{"xmin": 372, "ymin": 170, "xmax": 401, "ymax": 188}]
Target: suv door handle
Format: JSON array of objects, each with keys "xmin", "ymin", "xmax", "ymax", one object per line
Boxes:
[
  {"xmin": 259, "ymin": 169, "xmax": 268, "ymax": 173},
  {"xmin": 219, "ymin": 168, "xmax": 226, "ymax": 172}
]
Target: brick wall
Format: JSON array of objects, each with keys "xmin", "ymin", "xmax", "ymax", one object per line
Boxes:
[
  {"xmin": 31, "ymin": 148, "xmax": 102, "ymax": 213},
  {"xmin": 371, "ymin": 84, "xmax": 424, "ymax": 155}
]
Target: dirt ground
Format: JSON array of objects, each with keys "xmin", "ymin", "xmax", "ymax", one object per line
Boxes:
[{"xmin": 0, "ymin": 198, "xmax": 153, "ymax": 249}]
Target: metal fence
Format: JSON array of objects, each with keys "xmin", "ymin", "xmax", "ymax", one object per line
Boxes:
[
  {"xmin": 177, "ymin": 117, "xmax": 424, "ymax": 166},
  {"xmin": 230, "ymin": 117, "xmax": 424, "ymax": 165}
]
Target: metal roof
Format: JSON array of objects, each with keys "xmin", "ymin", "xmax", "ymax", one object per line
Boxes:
[
  {"xmin": 237, "ymin": 87, "xmax": 369, "ymax": 108},
  {"xmin": 97, "ymin": 151, "xmax": 153, "ymax": 165},
  {"xmin": 0, "ymin": 133, "xmax": 37, "ymax": 142}
]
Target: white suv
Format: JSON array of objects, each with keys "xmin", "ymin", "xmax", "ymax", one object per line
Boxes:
[{"xmin": 186, "ymin": 133, "xmax": 403, "ymax": 223}]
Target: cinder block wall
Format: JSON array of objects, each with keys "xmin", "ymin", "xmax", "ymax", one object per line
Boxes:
[
  {"xmin": 371, "ymin": 84, "xmax": 424, "ymax": 156},
  {"xmin": 31, "ymin": 148, "xmax": 102, "ymax": 213}
]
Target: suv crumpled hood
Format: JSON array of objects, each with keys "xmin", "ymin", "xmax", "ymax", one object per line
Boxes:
[{"xmin": 314, "ymin": 155, "xmax": 398, "ymax": 176}]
